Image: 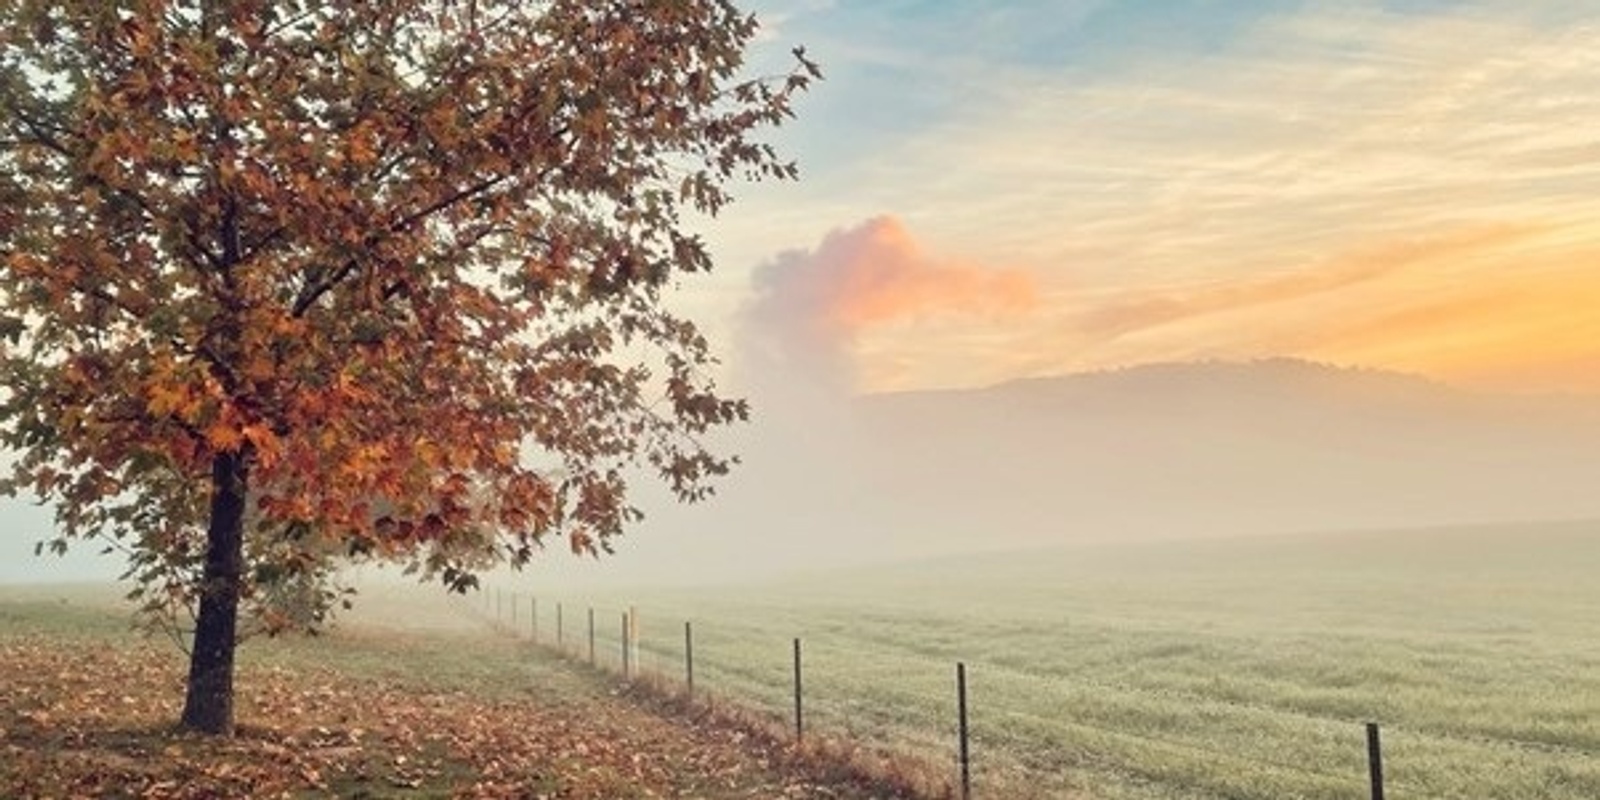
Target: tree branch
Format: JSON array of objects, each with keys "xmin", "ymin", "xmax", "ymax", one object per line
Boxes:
[{"xmin": 290, "ymin": 172, "xmax": 512, "ymax": 317}]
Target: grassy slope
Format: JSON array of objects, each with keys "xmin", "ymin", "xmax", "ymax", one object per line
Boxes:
[
  {"xmin": 0, "ymin": 585, "xmax": 924, "ymax": 799},
  {"xmin": 542, "ymin": 520, "xmax": 1600, "ymax": 800}
]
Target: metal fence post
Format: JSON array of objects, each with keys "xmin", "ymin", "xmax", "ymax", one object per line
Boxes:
[
  {"xmin": 958, "ymin": 662, "xmax": 971, "ymax": 800},
  {"xmin": 1366, "ymin": 722, "xmax": 1384, "ymax": 800},
  {"xmin": 793, "ymin": 638, "xmax": 803, "ymax": 742}
]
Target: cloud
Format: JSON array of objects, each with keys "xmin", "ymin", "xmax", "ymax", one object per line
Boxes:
[
  {"xmin": 862, "ymin": 6, "xmax": 1600, "ymax": 274},
  {"xmin": 1295, "ymin": 253, "xmax": 1600, "ymax": 393},
  {"xmin": 996, "ymin": 221, "xmax": 1600, "ymax": 395},
  {"xmin": 704, "ymin": 3, "xmax": 1600, "ymax": 393},
  {"xmin": 740, "ymin": 216, "xmax": 1036, "ymax": 394},
  {"xmin": 1074, "ymin": 224, "xmax": 1540, "ymax": 341},
  {"xmin": 825, "ymin": 4, "xmax": 1600, "ymax": 264}
]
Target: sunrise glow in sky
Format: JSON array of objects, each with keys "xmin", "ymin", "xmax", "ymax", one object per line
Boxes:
[{"xmin": 701, "ymin": 1, "xmax": 1600, "ymax": 395}]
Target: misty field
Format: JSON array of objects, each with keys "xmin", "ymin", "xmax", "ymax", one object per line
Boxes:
[{"xmin": 529, "ymin": 521, "xmax": 1600, "ymax": 799}]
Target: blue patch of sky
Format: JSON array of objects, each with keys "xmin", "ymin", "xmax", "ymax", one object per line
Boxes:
[
  {"xmin": 745, "ymin": 0, "xmax": 1304, "ymax": 172},
  {"xmin": 746, "ymin": 0, "xmax": 1555, "ymax": 181},
  {"xmin": 788, "ymin": 0, "xmax": 1293, "ymax": 70},
  {"xmin": 1064, "ymin": 0, "xmax": 1308, "ymax": 67}
]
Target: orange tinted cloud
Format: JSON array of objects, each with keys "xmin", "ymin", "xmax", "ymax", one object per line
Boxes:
[
  {"xmin": 1076, "ymin": 224, "xmax": 1541, "ymax": 341},
  {"xmin": 799, "ymin": 216, "xmax": 1034, "ymax": 335},
  {"xmin": 1000, "ymin": 221, "xmax": 1600, "ymax": 394},
  {"xmin": 742, "ymin": 216, "xmax": 1036, "ymax": 392},
  {"xmin": 1301, "ymin": 263, "xmax": 1600, "ymax": 393}
]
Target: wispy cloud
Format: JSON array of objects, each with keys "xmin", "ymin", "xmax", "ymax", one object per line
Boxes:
[
  {"xmin": 1298, "ymin": 254, "xmax": 1600, "ymax": 393},
  {"xmin": 716, "ymin": 2, "xmax": 1600, "ymax": 393},
  {"xmin": 872, "ymin": 6, "xmax": 1600, "ymax": 268},
  {"xmin": 1073, "ymin": 224, "xmax": 1540, "ymax": 340}
]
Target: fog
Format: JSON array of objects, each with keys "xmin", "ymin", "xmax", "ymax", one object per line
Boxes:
[
  {"xmin": 0, "ymin": 492, "xmax": 120, "ymax": 584},
  {"xmin": 6, "ymin": 219, "xmax": 1600, "ymax": 590},
  {"xmin": 519, "ymin": 356, "xmax": 1600, "ymax": 589},
  {"xmin": 522, "ymin": 219, "xmax": 1600, "ymax": 589}
]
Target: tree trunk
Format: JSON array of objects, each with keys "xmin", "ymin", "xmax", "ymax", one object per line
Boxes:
[{"xmin": 180, "ymin": 450, "xmax": 249, "ymax": 735}]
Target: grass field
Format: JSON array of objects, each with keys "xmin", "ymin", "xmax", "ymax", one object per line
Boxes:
[{"xmin": 520, "ymin": 520, "xmax": 1600, "ymax": 799}]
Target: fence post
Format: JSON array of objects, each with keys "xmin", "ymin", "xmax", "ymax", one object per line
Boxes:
[
  {"xmin": 510, "ymin": 592, "xmax": 517, "ymax": 627},
  {"xmin": 793, "ymin": 638, "xmax": 803, "ymax": 743},
  {"xmin": 629, "ymin": 606, "xmax": 639, "ymax": 674},
  {"xmin": 588, "ymin": 607, "xmax": 596, "ymax": 665},
  {"xmin": 557, "ymin": 603, "xmax": 564, "ymax": 649},
  {"xmin": 684, "ymin": 621, "xmax": 694, "ymax": 698},
  {"xmin": 957, "ymin": 662, "xmax": 971, "ymax": 800},
  {"xmin": 1366, "ymin": 722, "xmax": 1384, "ymax": 800},
  {"xmin": 531, "ymin": 597, "xmax": 538, "ymax": 643},
  {"xmin": 621, "ymin": 611, "xmax": 631, "ymax": 678}
]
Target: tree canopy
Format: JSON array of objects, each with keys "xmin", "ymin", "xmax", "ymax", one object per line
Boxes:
[{"xmin": 0, "ymin": 0, "xmax": 816, "ymax": 733}]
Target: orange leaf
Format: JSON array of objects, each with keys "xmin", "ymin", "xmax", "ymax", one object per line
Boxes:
[{"xmin": 205, "ymin": 421, "xmax": 245, "ymax": 452}]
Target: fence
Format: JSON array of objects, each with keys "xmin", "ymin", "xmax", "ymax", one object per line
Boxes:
[{"xmin": 474, "ymin": 588, "xmax": 1600, "ymax": 800}]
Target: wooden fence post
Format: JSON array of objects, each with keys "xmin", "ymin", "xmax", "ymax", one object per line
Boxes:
[
  {"xmin": 628, "ymin": 606, "xmax": 639, "ymax": 674},
  {"xmin": 621, "ymin": 611, "xmax": 631, "ymax": 677},
  {"xmin": 685, "ymin": 621, "xmax": 694, "ymax": 698}
]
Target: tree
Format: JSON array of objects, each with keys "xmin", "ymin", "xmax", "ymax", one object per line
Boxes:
[{"xmin": 0, "ymin": 0, "xmax": 816, "ymax": 735}]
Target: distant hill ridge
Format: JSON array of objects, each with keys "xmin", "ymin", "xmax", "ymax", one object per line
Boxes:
[
  {"xmin": 839, "ymin": 357, "xmax": 1600, "ymax": 551},
  {"xmin": 865, "ymin": 358, "xmax": 1600, "ymax": 423},
  {"xmin": 992, "ymin": 358, "xmax": 1450, "ymax": 401},
  {"xmin": 549, "ymin": 358, "xmax": 1600, "ymax": 583}
]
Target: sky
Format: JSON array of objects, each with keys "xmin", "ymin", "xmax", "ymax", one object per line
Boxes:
[
  {"xmin": 695, "ymin": 0, "xmax": 1600, "ymax": 396},
  {"xmin": 8, "ymin": 0, "xmax": 1600, "ymax": 583}
]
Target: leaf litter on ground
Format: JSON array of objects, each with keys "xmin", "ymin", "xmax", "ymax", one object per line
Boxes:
[{"xmin": 0, "ymin": 618, "xmax": 925, "ymax": 799}]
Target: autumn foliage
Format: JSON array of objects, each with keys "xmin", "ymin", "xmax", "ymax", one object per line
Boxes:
[{"xmin": 0, "ymin": 0, "xmax": 816, "ymax": 733}]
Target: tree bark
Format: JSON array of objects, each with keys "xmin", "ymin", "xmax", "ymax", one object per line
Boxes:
[{"xmin": 180, "ymin": 450, "xmax": 249, "ymax": 735}]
